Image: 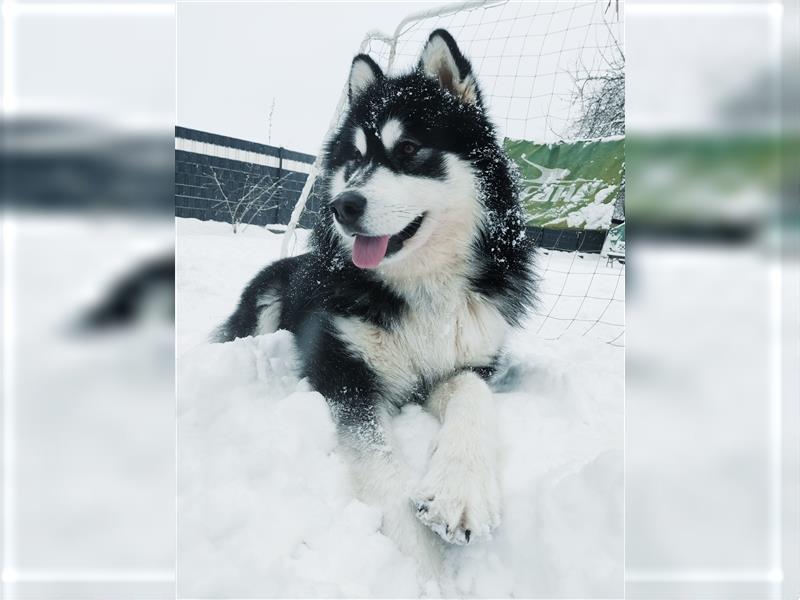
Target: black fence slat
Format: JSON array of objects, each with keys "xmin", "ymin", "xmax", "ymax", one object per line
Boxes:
[{"xmin": 526, "ymin": 226, "xmax": 607, "ymax": 253}]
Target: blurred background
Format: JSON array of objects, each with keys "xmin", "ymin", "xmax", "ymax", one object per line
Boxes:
[
  {"xmin": 1, "ymin": 1, "xmax": 176, "ymax": 598},
  {"xmin": 625, "ymin": 1, "xmax": 799, "ymax": 599},
  {"xmin": 1, "ymin": 0, "xmax": 798, "ymax": 599}
]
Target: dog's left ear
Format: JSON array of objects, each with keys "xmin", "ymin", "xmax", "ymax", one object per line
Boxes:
[
  {"xmin": 349, "ymin": 54, "xmax": 384, "ymax": 104},
  {"xmin": 418, "ymin": 29, "xmax": 481, "ymax": 106}
]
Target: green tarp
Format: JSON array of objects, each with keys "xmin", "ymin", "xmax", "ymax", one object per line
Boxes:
[{"xmin": 504, "ymin": 137, "xmax": 625, "ymax": 230}]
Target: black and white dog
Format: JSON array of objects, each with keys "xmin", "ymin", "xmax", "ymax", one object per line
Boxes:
[{"xmin": 216, "ymin": 30, "xmax": 535, "ymax": 562}]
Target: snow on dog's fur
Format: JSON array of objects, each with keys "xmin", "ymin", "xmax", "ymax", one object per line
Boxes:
[{"xmin": 214, "ymin": 29, "xmax": 536, "ymax": 572}]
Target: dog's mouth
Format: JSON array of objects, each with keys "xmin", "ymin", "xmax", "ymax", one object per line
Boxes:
[{"xmin": 351, "ymin": 214, "xmax": 426, "ymax": 269}]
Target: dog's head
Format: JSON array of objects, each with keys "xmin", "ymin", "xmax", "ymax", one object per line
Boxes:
[{"xmin": 322, "ymin": 30, "xmax": 495, "ymax": 272}]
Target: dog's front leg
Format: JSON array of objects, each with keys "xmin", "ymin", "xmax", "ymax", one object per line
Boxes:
[
  {"xmin": 412, "ymin": 371, "xmax": 501, "ymax": 545},
  {"xmin": 337, "ymin": 406, "xmax": 444, "ymax": 572}
]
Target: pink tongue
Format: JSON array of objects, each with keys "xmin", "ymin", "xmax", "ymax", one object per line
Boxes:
[{"xmin": 352, "ymin": 235, "xmax": 390, "ymax": 269}]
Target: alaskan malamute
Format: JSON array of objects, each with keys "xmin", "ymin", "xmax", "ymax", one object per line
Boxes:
[{"xmin": 216, "ymin": 29, "xmax": 536, "ymax": 564}]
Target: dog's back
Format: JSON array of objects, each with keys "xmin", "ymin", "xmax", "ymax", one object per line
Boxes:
[{"xmin": 212, "ymin": 253, "xmax": 308, "ymax": 343}]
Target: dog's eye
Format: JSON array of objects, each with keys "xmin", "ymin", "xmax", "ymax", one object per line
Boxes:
[
  {"xmin": 352, "ymin": 148, "xmax": 363, "ymax": 161},
  {"xmin": 399, "ymin": 141, "xmax": 419, "ymax": 156}
]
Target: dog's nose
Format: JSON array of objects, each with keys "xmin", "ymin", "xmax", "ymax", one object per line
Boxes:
[{"xmin": 331, "ymin": 192, "xmax": 366, "ymax": 228}]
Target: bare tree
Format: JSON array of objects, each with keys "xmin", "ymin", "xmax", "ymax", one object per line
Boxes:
[
  {"xmin": 571, "ymin": 40, "xmax": 625, "ymax": 139},
  {"xmin": 570, "ymin": 35, "xmax": 625, "ymax": 224},
  {"xmin": 206, "ymin": 165, "xmax": 291, "ymax": 234}
]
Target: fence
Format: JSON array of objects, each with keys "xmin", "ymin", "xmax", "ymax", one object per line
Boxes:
[{"xmin": 174, "ymin": 127, "xmax": 319, "ymax": 229}]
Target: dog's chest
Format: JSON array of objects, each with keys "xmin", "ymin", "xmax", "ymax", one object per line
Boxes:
[{"xmin": 335, "ymin": 288, "xmax": 508, "ymax": 395}]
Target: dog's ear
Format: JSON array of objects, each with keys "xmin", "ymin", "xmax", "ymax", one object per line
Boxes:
[
  {"xmin": 349, "ymin": 54, "xmax": 383, "ymax": 104},
  {"xmin": 418, "ymin": 29, "xmax": 481, "ymax": 106}
]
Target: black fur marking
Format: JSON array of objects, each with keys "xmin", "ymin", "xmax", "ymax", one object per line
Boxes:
[
  {"xmin": 337, "ymin": 130, "xmax": 447, "ymax": 182},
  {"xmin": 294, "ymin": 312, "xmax": 380, "ymax": 430},
  {"xmin": 465, "ymin": 364, "xmax": 498, "ymax": 382}
]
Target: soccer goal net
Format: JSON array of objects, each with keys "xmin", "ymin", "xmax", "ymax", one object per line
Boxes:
[{"xmin": 283, "ymin": 0, "xmax": 625, "ymax": 347}]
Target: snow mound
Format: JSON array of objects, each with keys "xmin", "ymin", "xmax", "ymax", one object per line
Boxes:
[{"xmin": 177, "ymin": 217, "xmax": 622, "ymax": 598}]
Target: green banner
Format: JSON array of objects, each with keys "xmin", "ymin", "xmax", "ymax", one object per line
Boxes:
[{"xmin": 504, "ymin": 137, "xmax": 624, "ymax": 230}]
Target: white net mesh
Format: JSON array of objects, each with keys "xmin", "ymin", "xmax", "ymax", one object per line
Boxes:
[
  {"xmin": 285, "ymin": 0, "xmax": 625, "ymax": 346},
  {"xmin": 367, "ymin": 0, "xmax": 623, "ymax": 143}
]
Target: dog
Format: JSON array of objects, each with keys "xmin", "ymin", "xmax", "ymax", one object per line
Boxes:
[{"xmin": 215, "ymin": 29, "xmax": 536, "ymax": 565}]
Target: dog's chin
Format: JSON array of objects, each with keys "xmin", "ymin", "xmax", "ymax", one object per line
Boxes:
[{"xmin": 336, "ymin": 214, "xmax": 427, "ymax": 269}]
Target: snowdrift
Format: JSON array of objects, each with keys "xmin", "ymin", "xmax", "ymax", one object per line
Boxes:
[{"xmin": 177, "ymin": 217, "xmax": 623, "ymax": 598}]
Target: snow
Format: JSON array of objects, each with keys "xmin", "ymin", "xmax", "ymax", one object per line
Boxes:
[{"xmin": 177, "ymin": 217, "xmax": 623, "ymax": 598}]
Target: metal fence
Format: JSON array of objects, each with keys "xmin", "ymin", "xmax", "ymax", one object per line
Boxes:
[{"xmin": 174, "ymin": 127, "xmax": 319, "ymax": 229}]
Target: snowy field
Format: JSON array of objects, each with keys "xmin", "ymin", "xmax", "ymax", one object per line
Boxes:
[{"xmin": 177, "ymin": 217, "xmax": 624, "ymax": 598}]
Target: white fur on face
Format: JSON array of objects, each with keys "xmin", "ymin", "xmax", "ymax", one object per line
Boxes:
[
  {"xmin": 380, "ymin": 118, "xmax": 403, "ymax": 151},
  {"xmin": 328, "ymin": 167, "xmax": 347, "ymax": 198},
  {"xmin": 375, "ymin": 155, "xmax": 484, "ymax": 279},
  {"xmin": 356, "ymin": 167, "xmax": 443, "ymax": 235},
  {"xmin": 355, "ymin": 154, "xmax": 478, "ymax": 236},
  {"xmin": 329, "ymin": 153, "xmax": 483, "ymax": 278},
  {"xmin": 354, "ymin": 128, "xmax": 367, "ymax": 156}
]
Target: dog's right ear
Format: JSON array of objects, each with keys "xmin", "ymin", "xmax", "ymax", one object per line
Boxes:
[{"xmin": 349, "ymin": 54, "xmax": 383, "ymax": 104}]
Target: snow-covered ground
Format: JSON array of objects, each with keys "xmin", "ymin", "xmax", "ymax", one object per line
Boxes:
[{"xmin": 177, "ymin": 217, "xmax": 624, "ymax": 598}]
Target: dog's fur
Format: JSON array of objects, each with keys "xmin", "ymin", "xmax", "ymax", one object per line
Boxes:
[{"xmin": 215, "ymin": 30, "xmax": 536, "ymax": 566}]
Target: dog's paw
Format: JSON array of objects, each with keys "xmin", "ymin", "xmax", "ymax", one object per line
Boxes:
[{"xmin": 411, "ymin": 456, "xmax": 501, "ymax": 545}]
